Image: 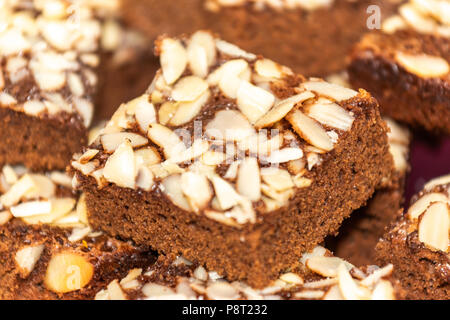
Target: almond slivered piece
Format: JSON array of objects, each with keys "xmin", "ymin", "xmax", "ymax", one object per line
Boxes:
[
  {"xmin": 237, "ymin": 157, "xmax": 261, "ymax": 201},
  {"xmin": 303, "ymin": 81, "xmax": 358, "ymax": 101},
  {"xmin": 160, "ymin": 38, "xmax": 187, "ymax": 85},
  {"xmin": 236, "ymin": 81, "xmax": 275, "ymax": 124},
  {"xmin": 147, "ymin": 124, "xmax": 187, "ymax": 159},
  {"xmin": 103, "ymin": 140, "xmax": 136, "ymax": 189},
  {"xmin": 306, "ymin": 101, "xmax": 354, "ymax": 131},
  {"xmin": 418, "ymin": 202, "xmax": 449, "ymax": 252},
  {"xmin": 101, "ymin": 132, "xmax": 148, "ymax": 153},
  {"xmin": 396, "ymin": 52, "xmax": 449, "ymax": 78}
]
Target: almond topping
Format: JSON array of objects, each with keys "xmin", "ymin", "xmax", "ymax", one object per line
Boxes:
[
  {"xmin": 15, "ymin": 245, "xmax": 45, "ymax": 278},
  {"xmin": 303, "ymin": 81, "xmax": 358, "ymax": 101},
  {"xmin": 101, "ymin": 132, "xmax": 148, "ymax": 153},
  {"xmin": 103, "ymin": 140, "xmax": 136, "ymax": 189},
  {"xmin": 172, "ymin": 76, "xmax": 209, "ymax": 102},
  {"xmin": 260, "ymin": 167, "xmax": 294, "ymax": 192},
  {"xmin": 205, "ymin": 110, "xmax": 255, "ymax": 142},
  {"xmin": 237, "ymin": 157, "xmax": 261, "ymax": 202},
  {"xmin": 160, "ymin": 38, "xmax": 187, "ymax": 85},
  {"xmin": 306, "ymin": 101, "xmax": 354, "ymax": 131},
  {"xmin": 147, "ymin": 124, "xmax": 187, "ymax": 159},
  {"xmin": 169, "ymin": 89, "xmax": 211, "ymax": 126},
  {"xmin": 408, "ymin": 192, "xmax": 448, "ymax": 220},
  {"xmin": 418, "ymin": 202, "xmax": 449, "ymax": 252},
  {"xmin": 161, "ymin": 174, "xmax": 191, "ymax": 211},
  {"xmin": 236, "ymin": 81, "xmax": 275, "ymax": 124},
  {"xmin": 396, "ymin": 52, "xmax": 449, "ymax": 78},
  {"xmin": 181, "ymin": 172, "xmax": 213, "ymax": 212}
]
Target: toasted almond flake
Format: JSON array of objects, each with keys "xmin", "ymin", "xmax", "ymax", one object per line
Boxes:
[
  {"xmin": 190, "ymin": 31, "xmax": 216, "ymax": 66},
  {"xmin": 71, "ymin": 160, "xmax": 97, "ymax": 176},
  {"xmin": 408, "ymin": 192, "xmax": 448, "ymax": 220},
  {"xmin": 193, "ymin": 266, "xmax": 208, "ymax": 282},
  {"xmin": 264, "ymin": 148, "xmax": 304, "ymax": 164},
  {"xmin": 15, "ymin": 245, "xmax": 45, "ymax": 277},
  {"xmin": 337, "ymin": 263, "xmax": 360, "ymax": 300},
  {"xmin": 22, "ymin": 198, "xmax": 76, "ymax": 224},
  {"xmin": 23, "ymin": 100, "xmax": 46, "ymax": 116},
  {"xmin": 418, "ymin": 202, "xmax": 449, "ymax": 252},
  {"xmin": 424, "ymin": 174, "xmax": 450, "ymax": 191},
  {"xmin": 172, "ymin": 76, "xmax": 209, "ymax": 102},
  {"xmin": 53, "ymin": 211, "xmax": 82, "ymax": 227},
  {"xmin": 148, "ymin": 124, "xmax": 187, "ymax": 159},
  {"xmin": 280, "ymin": 273, "xmax": 304, "ymax": 285},
  {"xmin": 211, "ymin": 176, "xmax": 241, "ymax": 210},
  {"xmin": 187, "ymin": 42, "xmax": 209, "ymax": 78},
  {"xmin": 161, "ymin": 174, "xmax": 191, "ymax": 211},
  {"xmin": 293, "ymin": 175, "xmax": 312, "ymax": 188},
  {"xmin": 136, "ymin": 166, "xmax": 154, "ymax": 191},
  {"xmin": 360, "ymin": 264, "xmax": 394, "ymax": 287},
  {"xmin": 206, "ymin": 282, "xmax": 239, "ymax": 300},
  {"xmin": 95, "ymin": 289, "xmax": 110, "ymax": 300},
  {"xmin": 48, "ymin": 172, "xmax": 70, "ymax": 189},
  {"xmin": 0, "ymin": 210, "xmax": 12, "ymax": 225},
  {"xmin": 0, "ymin": 92, "xmax": 17, "ymax": 106},
  {"xmin": 158, "ymin": 101, "xmax": 178, "ymax": 125},
  {"xmin": 237, "ymin": 157, "xmax": 261, "ymax": 201},
  {"xmin": 261, "ymin": 184, "xmax": 293, "ymax": 204},
  {"xmin": 142, "ymin": 283, "xmax": 175, "ymax": 298},
  {"xmin": 307, "ymin": 101, "xmax": 354, "ymax": 131},
  {"xmin": 160, "ymin": 38, "xmax": 187, "ymax": 85},
  {"xmin": 67, "ymin": 73, "xmax": 84, "ymax": 97},
  {"xmin": 254, "ymin": 58, "xmax": 283, "ymax": 79},
  {"xmin": 120, "ymin": 268, "xmax": 142, "ymax": 289},
  {"xmin": 0, "ymin": 29, "xmax": 31, "ymax": 55},
  {"xmin": 107, "ymin": 280, "xmax": 127, "ymax": 300},
  {"xmin": 11, "ymin": 200, "xmax": 52, "ymax": 218},
  {"xmin": 254, "ymin": 91, "xmax": 315, "ymax": 129},
  {"xmin": 303, "ymin": 81, "xmax": 358, "ymax": 101},
  {"xmin": 79, "ymin": 149, "xmax": 99, "ymax": 164},
  {"xmin": 385, "ymin": 117, "xmax": 411, "ymax": 145},
  {"xmin": 396, "ymin": 52, "xmax": 449, "ymax": 78},
  {"xmin": 287, "ymin": 109, "xmax": 334, "ymax": 151},
  {"xmin": 207, "ymin": 59, "xmax": 249, "ymax": 86},
  {"xmin": 68, "ymin": 226, "xmax": 91, "ymax": 243},
  {"xmin": 135, "ymin": 148, "xmax": 161, "ymax": 167},
  {"xmin": 236, "ymin": 81, "xmax": 275, "ymax": 124},
  {"xmin": 73, "ymin": 98, "xmax": 93, "ymax": 128},
  {"xmin": 2, "ymin": 165, "xmax": 17, "ymax": 185},
  {"xmin": 103, "ymin": 140, "xmax": 136, "ymax": 189},
  {"xmin": 130, "ymin": 95, "xmax": 156, "ymax": 133},
  {"xmin": 323, "ymin": 285, "xmax": 344, "ymax": 300},
  {"xmin": 303, "ymin": 278, "xmax": 338, "ymax": 289},
  {"xmin": 204, "ymin": 209, "xmax": 241, "ymax": 227},
  {"xmin": 32, "ymin": 69, "xmax": 66, "ymax": 91},
  {"xmin": 169, "ymin": 89, "xmax": 211, "ymax": 126},
  {"xmin": 260, "ymin": 168, "xmax": 294, "ymax": 192},
  {"xmin": 389, "ymin": 143, "xmax": 409, "ymax": 173},
  {"xmin": 287, "ymin": 159, "xmax": 306, "ymax": 175},
  {"xmin": 382, "ymin": 15, "xmax": 407, "ymax": 34},
  {"xmin": 101, "ymin": 132, "xmax": 148, "ymax": 153},
  {"xmin": 181, "ymin": 172, "xmax": 212, "ymax": 212},
  {"xmin": 200, "ymin": 151, "xmax": 227, "ymax": 166},
  {"xmin": 294, "ymin": 290, "xmax": 325, "ymax": 299},
  {"xmin": 205, "ymin": 110, "xmax": 255, "ymax": 142},
  {"xmin": 300, "ymin": 246, "xmax": 327, "ymax": 264},
  {"xmin": 371, "ymin": 280, "xmax": 396, "ymax": 300},
  {"xmin": 224, "ymin": 161, "xmax": 241, "ymax": 180},
  {"xmin": 101, "ymin": 19, "xmax": 122, "ymax": 51},
  {"xmin": 306, "ymin": 256, "xmax": 351, "ymax": 278},
  {"xmin": 215, "ymin": 39, "xmax": 256, "ymax": 60},
  {"xmin": 399, "ymin": 3, "xmax": 438, "ymax": 34},
  {"xmin": 24, "ymin": 173, "xmax": 56, "ymax": 200}
]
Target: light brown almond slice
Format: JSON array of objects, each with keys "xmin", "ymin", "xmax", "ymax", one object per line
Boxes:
[
  {"xmin": 323, "ymin": 285, "xmax": 344, "ymax": 300},
  {"xmin": 399, "ymin": 3, "xmax": 438, "ymax": 34},
  {"xmin": 142, "ymin": 283, "xmax": 175, "ymax": 298},
  {"xmin": 337, "ymin": 263, "xmax": 360, "ymax": 300},
  {"xmin": 215, "ymin": 39, "xmax": 256, "ymax": 60},
  {"xmin": 389, "ymin": 143, "xmax": 409, "ymax": 173},
  {"xmin": 67, "ymin": 73, "xmax": 84, "ymax": 97},
  {"xmin": 382, "ymin": 15, "xmax": 407, "ymax": 34},
  {"xmin": 396, "ymin": 52, "xmax": 449, "ymax": 78},
  {"xmin": 223, "ymin": 161, "xmax": 241, "ymax": 180},
  {"xmin": 103, "ymin": 140, "xmax": 136, "ymax": 189},
  {"xmin": 79, "ymin": 149, "xmax": 99, "ymax": 164},
  {"xmin": 207, "ymin": 59, "xmax": 248, "ymax": 86},
  {"xmin": 73, "ymin": 98, "xmax": 94, "ymax": 128},
  {"xmin": 168, "ymin": 139, "xmax": 210, "ymax": 164},
  {"xmin": 254, "ymin": 58, "xmax": 283, "ymax": 79},
  {"xmin": 68, "ymin": 226, "xmax": 91, "ymax": 243},
  {"xmin": 287, "ymin": 109, "xmax": 334, "ymax": 151},
  {"xmin": 384, "ymin": 117, "xmax": 411, "ymax": 145},
  {"xmin": 132, "ymin": 95, "xmax": 156, "ymax": 133},
  {"xmin": 160, "ymin": 38, "xmax": 187, "ymax": 85},
  {"xmin": 371, "ymin": 280, "xmax": 396, "ymax": 300},
  {"xmin": 169, "ymin": 89, "xmax": 211, "ymax": 126},
  {"xmin": 204, "ymin": 209, "xmax": 241, "ymax": 228},
  {"xmin": 206, "ymin": 282, "xmax": 240, "ymax": 300},
  {"xmin": 45, "ymin": 252, "xmax": 94, "ymax": 293},
  {"xmin": 293, "ymin": 175, "xmax": 312, "ymax": 188},
  {"xmin": 101, "ymin": 132, "xmax": 148, "ymax": 153},
  {"xmin": 306, "ymin": 256, "xmax": 350, "ymax": 278},
  {"xmin": 172, "ymin": 76, "xmax": 208, "ymax": 102},
  {"xmin": 280, "ymin": 272, "xmax": 304, "ymax": 285},
  {"xmin": 23, "ymin": 100, "xmax": 46, "ymax": 116},
  {"xmin": 254, "ymin": 91, "xmax": 315, "ymax": 129},
  {"xmin": 261, "ymin": 184, "xmax": 293, "ymax": 204},
  {"xmin": 303, "ymin": 81, "xmax": 358, "ymax": 101},
  {"xmin": 11, "ymin": 200, "xmax": 52, "ymax": 218},
  {"xmin": 236, "ymin": 81, "xmax": 275, "ymax": 124},
  {"xmin": 0, "ymin": 210, "xmax": 12, "ymax": 225},
  {"xmin": 25, "ymin": 174, "xmax": 56, "ymax": 199},
  {"xmin": 360, "ymin": 264, "xmax": 394, "ymax": 287},
  {"xmin": 107, "ymin": 280, "xmax": 127, "ymax": 300},
  {"xmin": 287, "ymin": 159, "xmax": 306, "ymax": 175},
  {"xmin": 200, "ymin": 151, "xmax": 227, "ymax": 166},
  {"xmin": 187, "ymin": 42, "xmax": 209, "ymax": 78},
  {"xmin": 158, "ymin": 101, "xmax": 179, "ymax": 125},
  {"xmin": 181, "ymin": 172, "xmax": 212, "ymax": 212},
  {"xmin": 0, "ymin": 29, "xmax": 31, "ymax": 56},
  {"xmin": 306, "ymin": 152, "xmax": 321, "ymax": 170},
  {"xmin": 306, "ymin": 101, "xmax": 354, "ymax": 131},
  {"xmin": 136, "ymin": 166, "xmax": 154, "ymax": 191},
  {"xmin": 424, "ymin": 174, "xmax": 450, "ymax": 191},
  {"xmin": 211, "ymin": 176, "xmax": 241, "ymax": 210},
  {"xmin": 0, "ymin": 92, "xmax": 17, "ymax": 106},
  {"xmin": 0, "ymin": 174, "xmax": 35, "ymax": 207},
  {"xmin": 418, "ymin": 202, "xmax": 449, "ymax": 252},
  {"xmin": 190, "ymin": 31, "xmax": 216, "ymax": 66},
  {"xmin": 260, "ymin": 167, "xmax": 294, "ymax": 192},
  {"xmin": 205, "ymin": 110, "xmax": 255, "ymax": 142},
  {"xmin": 15, "ymin": 244, "xmax": 45, "ymax": 278},
  {"xmin": 135, "ymin": 147, "xmax": 161, "ymax": 166},
  {"xmin": 408, "ymin": 192, "xmax": 448, "ymax": 220},
  {"xmin": 237, "ymin": 157, "xmax": 261, "ymax": 202},
  {"xmin": 264, "ymin": 148, "xmax": 304, "ymax": 164},
  {"xmin": 161, "ymin": 174, "xmax": 191, "ymax": 211},
  {"xmin": 147, "ymin": 124, "xmax": 187, "ymax": 159},
  {"xmin": 22, "ymin": 198, "xmax": 77, "ymax": 224}
]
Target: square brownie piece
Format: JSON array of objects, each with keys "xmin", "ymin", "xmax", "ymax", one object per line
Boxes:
[
  {"xmin": 376, "ymin": 174, "xmax": 450, "ymax": 300},
  {"xmin": 348, "ymin": 0, "xmax": 450, "ymax": 134},
  {"xmin": 120, "ymin": 0, "xmax": 400, "ymax": 76},
  {"xmin": 72, "ymin": 31, "xmax": 393, "ymax": 288},
  {"xmin": 0, "ymin": 165, "xmax": 156, "ymax": 300},
  {"xmin": 327, "ymin": 118, "xmax": 411, "ymax": 266},
  {"xmin": 95, "ymin": 246, "xmax": 403, "ymax": 300}
]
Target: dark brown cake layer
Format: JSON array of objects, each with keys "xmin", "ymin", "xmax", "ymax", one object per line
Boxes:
[
  {"xmin": 376, "ymin": 177, "xmax": 450, "ymax": 300},
  {"xmin": 120, "ymin": 0, "xmax": 399, "ymax": 76},
  {"xmin": 348, "ymin": 30, "xmax": 450, "ymax": 134},
  {"xmin": 0, "ymin": 219, "xmax": 156, "ymax": 300}
]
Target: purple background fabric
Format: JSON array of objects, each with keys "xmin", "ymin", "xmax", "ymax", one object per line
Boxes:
[{"xmin": 405, "ymin": 136, "xmax": 450, "ymax": 207}]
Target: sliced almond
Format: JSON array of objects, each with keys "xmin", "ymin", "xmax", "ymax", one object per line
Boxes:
[
  {"xmin": 371, "ymin": 280, "xmax": 396, "ymax": 300},
  {"xmin": 0, "ymin": 210, "xmax": 12, "ymax": 225},
  {"xmin": 181, "ymin": 172, "xmax": 212, "ymax": 212},
  {"xmin": 254, "ymin": 59, "xmax": 283, "ymax": 79},
  {"xmin": 424, "ymin": 174, "xmax": 450, "ymax": 191},
  {"xmin": 160, "ymin": 38, "xmax": 187, "ymax": 85},
  {"xmin": 158, "ymin": 101, "xmax": 179, "ymax": 125},
  {"xmin": 0, "ymin": 174, "xmax": 35, "ymax": 207},
  {"xmin": 323, "ymin": 285, "xmax": 344, "ymax": 300},
  {"xmin": 135, "ymin": 147, "xmax": 161, "ymax": 167},
  {"xmin": 131, "ymin": 95, "xmax": 156, "ymax": 133},
  {"xmin": 306, "ymin": 101, "xmax": 354, "ymax": 131},
  {"xmin": 337, "ymin": 263, "xmax": 360, "ymax": 300},
  {"xmin": 287, "ymin": 109, "xmax": 334, "ymax": 151},
  {"xmin": 136, "ymin": 166, "xmax": 155, "ymax": 191},
  {"xmin": 23, "ymin": 100, "xmax": 46, "ymax": 116},
  {"xmin": 207, "ymin": 59, "xmax": 249, "ymax": 86},
  {"xmin": 418, "ymin": 202, "xmax": 449, "ymax": 252},
  {"xmin": 161, "ymin": 174, "xmax": 191, "ymax": 212},
  {"xmin": 205, "ymin": 110, "xmax": 255, "ymax": 142},
  {"xmin": 107, "ymin": 280, "xmax": 127, "ymax": 300},
  {"xmin": 169, "ymin": 89, "xmax": 210, "ymax": 126},
  {"xmin": 10, "ymin": 200, "xmax": 52, "ymax": 218},
  {"xmin": 254, "ymin": 91, "xmax": 315, "ymax": 129},
  {"xmin": 204, "ymin": 209, "xmax": 240, "ymax": 227},
  {"xmin": 260, "ymin": 167, "xmax": 294, "ymax": 192},
  {"xmin": 147, "ymin": 124, "xmax": 187, "ymax": 159},
  {"xmin": 101, "ymin": 132, "xmax": 148, "ymax": 153},
  {"xmin": 407, "ymin": 192, "xmax": 448, "ymax": 220},
  {"xmin": 287, "ymin": 159, "xmax": 306, "ymax": 175},
  {"xmin": 303, "ymin": 81, "xmax": 358, "ymax": 102},
  {"xmin": 79, "ymin": 149, "xmax": 99, "ymax": 164},
  {"xmin": 236, "ymin": 81, "xmax": 275, "ymax": 124},
  {"xmin": 103, "ymin": 140, "xmax": 136, "ymax": 189},
  {"xmin": 45, "ymin": 252, "xmax": 94, "ymax": 294},
  {"xmin": 15, "ymin": 245, "xmax": 45, "ymax": 278},
  {"xmin": 396, "ymin": 52, "xmax": 449, "ymax": 78},
  {"xmin": 200, "ymin": 151, "xmax": 227, "ymax": 166},
  {"xmin": 190, "ymin": 31, "xmax": 216, "ymax": 67},
  {"xmin": 24, "ymin": 174, "xmax": 56, "ymax": 200},
  {"xmin": 237, "ymin": 158, "xmax": 261, "ymax": 201},
  {"xmin": 142, "ymin": 283, "xmax": 175, "ymax": 298},
  {"xmin": 280, "ymin": 272, "xmax": 304, "ymax": 285},
  {"xmin": 211, "ymin": 176, "xmax": 241, "ymax": 210},
  {"xmin": 188, "ymin": 42, "xmax": 209, "ymax": 78},
  {"xmin": 215, "ymin": 39, "xmax": 256, "ymax": 60},
  {"xmin": 68, "ymin": 226, "xmax": 91, "ymax": 243},
  {"xmin": 264, "ymin": 148, "xmax": 304, "ymax": 164},
  {"xmin": 171, "ymin": 76, "xmax": 208, "ymax": 102},
  {"xmin": 22, "ymin": 198, "xmax": 76, "ymax": 224},
  {"xmin": 306, "ymin": 256, "xmax": 351, "ymax": 278},
  {"xmin": 206, "ymin": 282, "xmax": 240, "ymax": 300}
]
